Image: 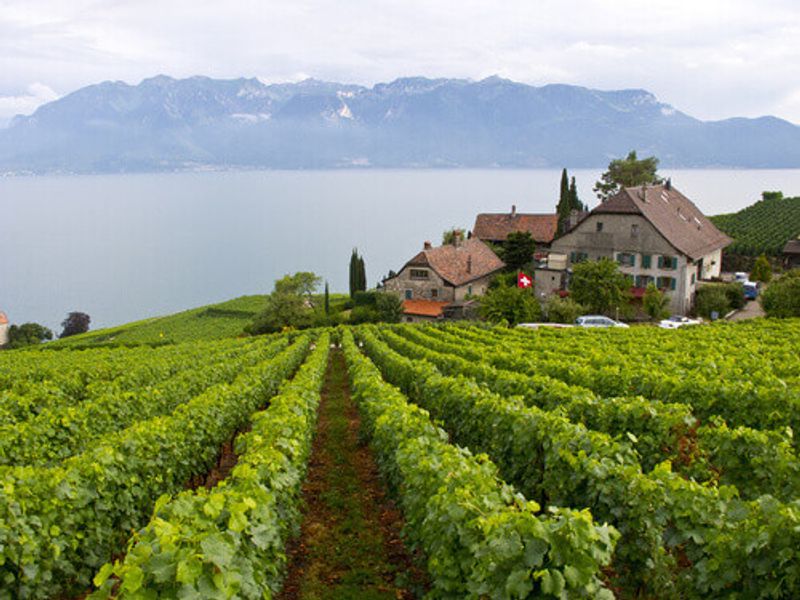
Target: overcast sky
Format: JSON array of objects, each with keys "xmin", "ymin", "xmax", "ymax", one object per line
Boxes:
[{"xmin": 1, "ymin": 0, "xmax": 799, "ymax": 125}]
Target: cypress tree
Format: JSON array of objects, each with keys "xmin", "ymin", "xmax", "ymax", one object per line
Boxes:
[
  {"xmin": 556, "ymin": 168, "xmax": 570, "ymax": 234},
  {"xmin": 349, "ymin": 249, "xmax": 358, "ymax": 298},
  {"xmin": 324, "ymin": 281, "xmax": 330, "ymax": 315},
  {"xmin": 358, "ymin": 256, "xmax": 367, "ymax": 293},
  {"xmin": 569, "ymin": 176, "xmax": 582, "ymax": 211}
]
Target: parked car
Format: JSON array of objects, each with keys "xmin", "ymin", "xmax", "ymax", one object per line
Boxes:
[
  {"xmin": 575, "ymin": 315, "xmax": 629, "ymax": 328},
  {"xmin": 734, "ymin": 272, "xmax": 749, "ymax": 282},
  {"xmin": 659, "ymin": 315, "xmax": 701, "ymax": 329},
  {"xmin": 743, "ymin": 281, "xmax": 759, "ymax": 300}
]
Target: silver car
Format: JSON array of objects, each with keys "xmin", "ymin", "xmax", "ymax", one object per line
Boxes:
[{"xmin": 575, "ymin": 315, "xmax": 629, "ymax": 328}]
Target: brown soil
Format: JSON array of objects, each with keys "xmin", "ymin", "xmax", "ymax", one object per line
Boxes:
[{"xmin": 278, "ymin": 350, "xmax": 426, "ymax": 600}]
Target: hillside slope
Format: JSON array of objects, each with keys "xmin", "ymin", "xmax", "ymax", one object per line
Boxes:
[{"xmin": 710, "ymin": 194, "xmax": 800, "ymax": 255}]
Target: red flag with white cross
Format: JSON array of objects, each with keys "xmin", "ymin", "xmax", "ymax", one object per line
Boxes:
[{"xmin": 517, "ymin": 272, "xmax": 532, "ymax": 288}]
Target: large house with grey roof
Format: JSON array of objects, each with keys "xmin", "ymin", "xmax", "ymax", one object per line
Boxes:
[
  {"xmin": 383, "ymin": 236, "xmax": 505, "ymax": 322},
  {"xmin": 543, "ymin": 182, "xmax": 732, "ymax": 315}
]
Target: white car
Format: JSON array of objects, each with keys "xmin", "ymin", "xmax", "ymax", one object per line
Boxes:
[
  {"xmin": 575, "ymin": 315, "xmax": 629, "ymax": 328},
  {"xmin": 659, "ymin": 315, "xmax": 701, "ymax": 329}
]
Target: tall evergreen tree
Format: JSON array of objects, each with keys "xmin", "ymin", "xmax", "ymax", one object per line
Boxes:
[
  {"xmin": 556, "ymin": 168, "xmax": 571, "ymax": 234},
  {"xmin": 358, "ymin": 256, "xmax": 367, "ymax": 292},
  {"xmin": 349, "ymin": 249, "xmax": 367, "ymax": 297},
  {"xmin": 324, "ymin": 281, "xmax": 330, "ymax": 315},
  {"xmin": 568, "ymin": 176, "xmax": 582, "ymax": 211}
]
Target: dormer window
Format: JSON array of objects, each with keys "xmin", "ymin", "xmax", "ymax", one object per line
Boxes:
[{"xmin": 410, "ymin": 269, "xmax": 429, "ymax": 280}]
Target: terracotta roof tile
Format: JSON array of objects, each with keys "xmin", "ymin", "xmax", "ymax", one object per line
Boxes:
[
  {"xmin": 473, "ymin": 213, "xmax": 559, "ymax": 244},
  {"xmin": 404, "ymin": 238, "xmax": 505, "ymax": 286},
  {"xmin": 593, "ymin": 184, "xmax": 732, "ymax": 260},
  {"xmin": 0, "ymin": 312, "xmax": 7, "ymax": 325},
  {"xmin": 402, "ymin": 299, "xmax": 449, "ymax": 317}
]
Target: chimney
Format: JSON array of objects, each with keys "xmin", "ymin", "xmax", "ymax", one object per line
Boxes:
[
  {"xmin": 511, "ymin": 204, "xmax": 517, "ymax": 217},
  {"xmin": 453, "ymin": 229, "xmax": 464, "ymax": 247},
  {"xmin": 466, "ymin": 255, "xmax": 472, "ymax": 274},
  {"xmin": 639, "ymin": 184, "xmax": 647, "ymax": 201},
  {"xmin": 423, "ymin": 241, "xmax": 432, "ymax": 250},
  {"xmin": 665, "ymin": 178, "xmax": 672, "ymax": 191}
]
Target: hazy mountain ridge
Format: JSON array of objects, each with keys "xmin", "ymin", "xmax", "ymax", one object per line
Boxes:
[{"xmin": 2, "ymin": 75, "xmax": 799, "ymax": 173}]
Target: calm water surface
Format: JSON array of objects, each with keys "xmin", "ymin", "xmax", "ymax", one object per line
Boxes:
[{"xmin": 2, "ymin": 168, "xmax": 800, "ymax": 330}]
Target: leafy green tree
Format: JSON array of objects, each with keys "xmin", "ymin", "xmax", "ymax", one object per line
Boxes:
[
  {"xmin": 349, "ymin": 249, "xmax": 367, "ymax": 298},
  {"xmin": 593, "ymin": 151, "xmax": 662, "ymax": 202},
  {"xmin": 761, "ymin": 191, "xmax": 784, "ymax": 202},
  {"xmin": 569, "ymin": 258, "xmax": 630, "ymax": 316},
  {"xmin": 694, "ymin": 285, "xmax": 731, "ymax": 319},
  {"xmin": 479, "ymin": 285, "xmax": 541, "ymax": 326},
  {"xmin": 60, "ymin": 312, "xmax": 90, "ymax": 338},
  {"xmin": 502, "ymin": 231, "xmax": 536, "ymax": 271},
  {"xmin": 6, "ymin": 322, "xmax": 53, "ymax": 349},
  {"xmin": 249, "ymin": 272, "xmax": 321, "ymax": 334},
  {"xmin": 761, "ymin": 270, "xmax": 800, "ymax": 317},
  {"xmin": 751, "ymin": 255, "xmax": 772, "ymax": 284},
  {"xmin": 545, "ymin": 296, "xmax": 586, "ymax": 323},
  {"xmin": 442, "ymin": 227, "xmax": 466, "ymax": 245},
  {"xmin": 375, "ymin": 292, "xmax": 403, "ymax": 323},
  {"xmin": 643, "ymin": 283, "xmax": 670, "ymax": 321}
]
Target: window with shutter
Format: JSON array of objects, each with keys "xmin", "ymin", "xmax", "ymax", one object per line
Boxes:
[
  {"xmin": 642, "ymin": 254, "xmax": 652, "ymax": 269},
  {"xmin": 670, "ymin": 278, "xmax": 677, "ymax": 290}
]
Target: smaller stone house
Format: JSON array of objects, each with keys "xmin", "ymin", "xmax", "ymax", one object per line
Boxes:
[
  {"xmin": 0, "ymin": 312, "xmax": 8, "ymax": 347},
  {"xmin": 383, "ymin": 237, "xmax": 505, "ymax": 322},
  {"xmin": 783, "ymin": 239, "xmax": 800, "ymax": 270},
  {"xmin": 472, "ymin": 206, "xmax": 559, "ymax": 248}
]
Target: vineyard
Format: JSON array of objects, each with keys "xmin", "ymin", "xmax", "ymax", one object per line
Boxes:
[
  {"xmin": 2, "ymin": 319, "xmax": 800, "ymax": 598},
  {"xmin": 710, "ymin": 194, "xmax": 800, "ymax": 255}
]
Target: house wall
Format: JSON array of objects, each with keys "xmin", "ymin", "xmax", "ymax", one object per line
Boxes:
[
  {"xmin": 453, "ymin": 274, "xmax": 494, "ymax": 302},
  {"xmin": 384, "ymin": 267, "xmax": 454, "ymax": 302},
  {"xmin": 534, "ymin": 269, "xmax": 565, "ymax": 298},
  {"xmin": 0, "ymin": 324, "xmax": 7, "ymax": 347},
  {"xmin": 551, "ymin": 213, "xmax": 697, "ymax": 314}
]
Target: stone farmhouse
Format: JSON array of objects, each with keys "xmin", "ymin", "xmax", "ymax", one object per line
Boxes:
[
  {"xmin": 0, "ymin": 312, "xmax": 8, "ymax": 347},
  {"xmin": 540, "ymin": 182, "xmax": 732, "ymax": 315},
  {"xmin": 472, "ymin": 206, "xmax": 559, "ymax": 249},
  {"xmin": 383, "ymin": 237, "xmax": 505, "ymax": 322}
]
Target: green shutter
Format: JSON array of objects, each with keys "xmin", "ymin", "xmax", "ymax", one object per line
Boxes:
[
  {"xmin": 672, "ymin": 257, "xmax": 678, "ymax": 269},
  {"xmin": 657, "ymin": 256, "xmax": 663, "ymax": 268},
  {"xmin": 670, "ymin": 278, "xmax": 676, "ymax": 290},
  {"xmin": 570, "ymin": 251, "xmax": 576, "ymax": 262}
]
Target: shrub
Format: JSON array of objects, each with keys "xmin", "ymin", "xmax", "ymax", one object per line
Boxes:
[
  {"xmin": 695, "ymin": 285, "xmax": 731, "ymax": 319},
  {"xmin": 479, "ymin": 286, "xmax": 542, "ymax": 326},
  {"xmin": 545, "ymin": 296, "xmax": 586, "ymax": 323},
  {"xmin": 761, "ymin": 270, "xmax": 800, "ymax": 317}
]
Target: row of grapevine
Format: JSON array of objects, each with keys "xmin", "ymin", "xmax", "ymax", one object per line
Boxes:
[
  {"xmin": 385, "ymin": 326, "xmax": 800, "ymax": 501},
  {"xmin": 341, "ymin": 329, "xmax": 618, "ymax": 599},
  {"xmin": 0, "ymin": 337, "xmax": 289, "ymax": 467},
  {"xmin": 434, "ymin": 324, "xmax": 800, "ymax": 444},
  {"xmin": 91, "ymin": 333, "xmax": 331, "ymax": 598},
  {"xmin": 357, "ymin": 327, "xmax": 800, "ymax": 598},
  {"xmin": 0, "ymin": 334, "xmax": 311, "ymax": 599},
  {"xmin": 0, "ymin": 337, "xmax": 260, "ymax": 427},
  {"xmin": 710, "ymin": 195, "xmax": 800, "ymax": 255}
]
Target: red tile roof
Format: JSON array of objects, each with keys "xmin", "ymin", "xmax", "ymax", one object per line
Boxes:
[
  {"xmin": 402, "ymin": 299, "xmax": 449, "ymax": 318},
  {"xmin": 403, "ymin": 238, "xmax": 505, "ymax": 286},
  {"xmin": 593, "ymin": 184, "xmax": 732, "ymax": 260},
  {"xmin": 473, "ymin": 212, "xmax": 559, "ymax": 244},
  {"xmin": 0, "ymin": 312, "xmax": 7, "ymax": 325}
]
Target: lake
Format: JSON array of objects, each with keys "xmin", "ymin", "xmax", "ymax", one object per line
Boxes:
[{"xmin": 2, "ymin": 168, "xmax": 800, "ymax": 331}]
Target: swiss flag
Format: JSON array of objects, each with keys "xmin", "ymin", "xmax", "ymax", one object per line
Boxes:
[{"xmin": 517, "ymin": 272, "xmax": 532, "ymax": 288}]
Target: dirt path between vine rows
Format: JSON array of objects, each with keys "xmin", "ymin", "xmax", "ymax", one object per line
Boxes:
[{"xmin": 278, "ymin": 349, "xmax": 426, "ymax": 600}]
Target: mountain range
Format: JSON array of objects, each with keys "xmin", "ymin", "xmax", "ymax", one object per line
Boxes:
[{"xmin": 2, "ymin": 75, "xmax": 799, "ymax": 173}]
